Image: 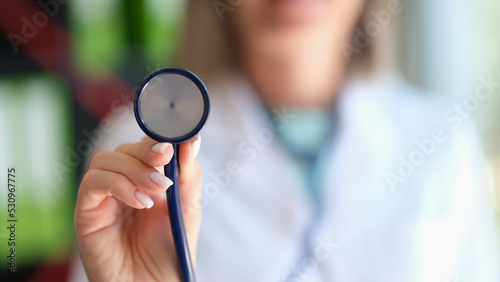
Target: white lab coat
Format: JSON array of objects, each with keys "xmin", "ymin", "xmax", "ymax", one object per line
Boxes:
[{"xmin": 71, "ymin": 74, "xmax": 499, "ymax": 282}]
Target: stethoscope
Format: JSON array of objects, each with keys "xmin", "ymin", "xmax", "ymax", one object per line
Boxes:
[{"xmin": 134, "ymin": 68, "xmax": 210, "ymax": 282}]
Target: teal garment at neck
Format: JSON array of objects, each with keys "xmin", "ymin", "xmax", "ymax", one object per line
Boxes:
[{"xmin": 272, "ymin": 108, "xmax": 334, "ymax": 205}]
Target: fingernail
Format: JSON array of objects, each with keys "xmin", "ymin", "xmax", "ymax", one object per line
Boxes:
[
  {"xmin": 148, "ymin": 170, "xmax": 173, "ymax": 190},
  {"xmin": 192, "ymin": 136, "xmax": 201, "ymax": 158},
  {"xmin": 151, "ymin": 143, "xmax": 171, "ymax": 154},
  {"xmin": 134, "ymin": 190, "xmax": 154, "ymax": 209}
]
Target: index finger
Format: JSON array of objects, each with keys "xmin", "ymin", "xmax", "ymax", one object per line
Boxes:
[{"xmin": 115, "ymin": 137, "xmax": 174, "ymax": 168}]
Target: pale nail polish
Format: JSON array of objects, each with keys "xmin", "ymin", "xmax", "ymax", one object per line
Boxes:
[
  {"xmin": 192, "ymin": 136, "xmax": 201, "ymax": 158},
  {"xmin": 149, "ymin": 170, "xmax": 173, "ymax": 190},
  {"xmin": 151, "ymin": 143, "xmax": 171, "ymax": 154},
  {"xmin": 134, "ymin": 190, "xmax": 154, "ymax": 209}
]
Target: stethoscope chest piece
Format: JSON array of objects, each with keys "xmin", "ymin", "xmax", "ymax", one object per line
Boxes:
[{"xmin": 134, "ymin": 67, "xmax": 210, "ymax": 143}]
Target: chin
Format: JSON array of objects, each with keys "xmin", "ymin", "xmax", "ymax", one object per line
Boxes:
[
  {"xmin": 266, "ymin": 82, "xmax": 337, "ymax": 108},
  {"xmin": 266, "ymin": 0, "xmax": 330, "ymax": 26}
]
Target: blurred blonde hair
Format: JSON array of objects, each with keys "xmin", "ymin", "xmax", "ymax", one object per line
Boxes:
[{"xmin": 176, "ymin": 0, "xmax": 396, "ymax": 83}]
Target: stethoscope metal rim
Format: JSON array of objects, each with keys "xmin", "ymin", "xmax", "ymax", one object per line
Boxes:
[{"xmin": 134, "ymin": 67, "xmax": 210, "ymax": 144}]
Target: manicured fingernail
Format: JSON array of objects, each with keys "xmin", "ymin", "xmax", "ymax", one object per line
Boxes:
[
  {"xmin": 148, "ymin": 170, "xmax": 173, "ymax": 190},
  {"xmin": 151, "ymin": 143, "xmax": 171, "ymax": 154},
  {"xmin": 192, "ymin": 136, "xmax": 201, "ymax": 158},
  {"xmin": 134, "ymin": 190, "xmax": 154, "ymax": 209}
]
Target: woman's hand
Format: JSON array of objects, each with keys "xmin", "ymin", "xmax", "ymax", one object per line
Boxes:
[{"xmin": 74, "ymin": 136, "xmax": 202, "ymax": 282}]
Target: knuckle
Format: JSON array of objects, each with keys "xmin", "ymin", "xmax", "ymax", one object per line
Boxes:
[
  {"xmin": 115, "ymin": 174, "xmax": 134, "ymax": 190},
  {"xmin": 80, "ymin": 168, "xmax": 99, "ymax": 188},
  {"xmin": 193, "ymin": 161, "xmax": 203, "ymax": 178},
  {"xmin": 148, "ymin": 154, "xmax": 167, "ymax": 167},
  {"xmin": 141, "ymin": 135, "xmax": 153, "ymax": 142},
  {"xmin": 115, "ymin": 143, "xmax": 132, "ymax": 153},
  {"xmin": 90, "ymin": 150, "xmax": 109, "ymax": 166},
  {"xmin": 197, "ymin": 164, "xmax": 203, "ymax": 179},
  {"xmin": 180, "ymin": 163, "xmax": 203, "ymax": 186}
]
